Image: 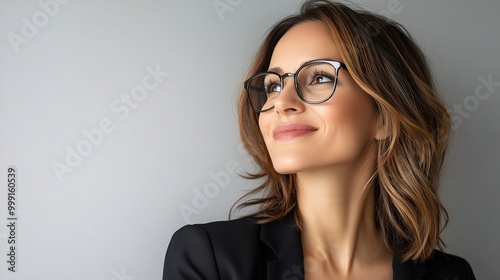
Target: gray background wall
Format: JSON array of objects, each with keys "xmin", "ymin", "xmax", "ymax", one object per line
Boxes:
[{"xmin": 0, "ymin": 0, "xmax": 498, "ymax": 279}]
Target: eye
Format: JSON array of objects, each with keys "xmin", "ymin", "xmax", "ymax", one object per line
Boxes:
[
  {"xmin": 265, "ymin": 81, "xmax": 281, "ymax": 93},
  {"xmin": 311, "ymin": 72, "xmax": 334, "ymax": 85}
]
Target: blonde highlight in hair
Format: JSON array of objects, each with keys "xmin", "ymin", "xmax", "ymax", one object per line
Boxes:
[{"xmin": 234, "ymin": 0, "xmax": 450, "ymax": 262}]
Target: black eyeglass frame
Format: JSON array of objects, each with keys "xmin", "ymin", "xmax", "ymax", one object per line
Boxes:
[{"xmin": 244, "ymin": 59, "xmax": 348, "ymax": 113}]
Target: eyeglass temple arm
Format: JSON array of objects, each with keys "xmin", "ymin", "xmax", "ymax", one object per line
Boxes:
[{"xmin": 246, "ymin": 84, "xmax": 267, "ymax": 95}]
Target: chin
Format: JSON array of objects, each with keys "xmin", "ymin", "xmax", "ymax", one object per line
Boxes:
[
  {"xmin": 273, "ymin": 167, "xmax": 295, "ymax": 175},
  {"xmin": 271, "ymin": 159, "xmax": 308, "ymax": 175}
]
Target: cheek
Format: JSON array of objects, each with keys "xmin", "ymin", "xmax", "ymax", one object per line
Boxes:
[
  {"xmin": 311, "ymin": 92, "xmax": 378, "ymax": 157},
  {"xmin": 258, "ymin": 114, "xmax": 271, "ymax": 142},
  {"xmin": 323, "ymin": 105, "xmax": 375, "ymax": 135},
  {"xmin": 323, "ymin": 89, "xmax": 378, "ymax": 137}
]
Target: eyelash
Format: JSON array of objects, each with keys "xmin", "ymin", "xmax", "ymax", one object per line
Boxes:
[
  {"xmin": 309, "ymin": 70, "xmax": 336, "ymax": 82},
  {"xmin": 265, "ymin": 80, "xmax": 280, "ymax": 91}
]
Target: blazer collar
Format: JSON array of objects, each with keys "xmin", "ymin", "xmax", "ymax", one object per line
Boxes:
[
  {"xmin": 260, "ymin": 212, "xmax": 304, "ymax": 279},
  {"xmin": 392, "ymin": 253, "xmax": 429, "ymax": 280},
  {"xmin": 260, "ymin": 213, "xmax": 430, "ymax": 279}
]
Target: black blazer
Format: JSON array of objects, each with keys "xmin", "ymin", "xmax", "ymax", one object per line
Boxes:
[{"xmin": 163, "ymin": 214, "xmax": 475, "ymax": 279}]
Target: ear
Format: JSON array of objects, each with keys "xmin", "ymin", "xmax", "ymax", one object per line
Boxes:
[{"xmin": 374, "ymin": 114, "xmax": 390, "ymax": 141}]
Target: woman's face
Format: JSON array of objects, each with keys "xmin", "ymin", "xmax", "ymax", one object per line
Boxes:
[{"xmin": 258, "ymin": 21, "xmax": 381, "ymax": 174}]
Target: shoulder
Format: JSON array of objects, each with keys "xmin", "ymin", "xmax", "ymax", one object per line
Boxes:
[
  {"xmin": 164, "ymin": 223, "xmax": 221, "ymax": 279},
  {"xmin": 174, "ymin": 215, "xmax": 264, "ymax": 252},
  {"xmin": 172, "ymin": 216, "xmax": 262, "ymax": 247},
  {"xmin": 193, "ymin": 215, "xmax": 262, "ymax": 237},
  {"xmin": 424, "ymin": 250, "xmax": 476, "ymax": 279},
  {"xmin": 164, "ymin": 217, "xmax": 266, "ymax": 279}
]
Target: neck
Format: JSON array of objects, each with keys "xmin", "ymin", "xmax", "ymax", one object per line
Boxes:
[{"xmin": 296, "ymin": 148, "xmax": 391, "ymax": 275}]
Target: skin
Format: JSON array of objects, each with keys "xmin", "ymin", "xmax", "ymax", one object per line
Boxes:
[{"xmin": 258, "ymin": 21, "xmax": 392, "ymax": 279}]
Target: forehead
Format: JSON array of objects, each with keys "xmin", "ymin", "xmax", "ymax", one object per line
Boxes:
[{"xmin": 269, "ymin": 21, "xmax": 340, "ymax": 72}]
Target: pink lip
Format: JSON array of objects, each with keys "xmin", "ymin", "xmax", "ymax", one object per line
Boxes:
[{"xmin": 273, "ymin": 123, "xmax": 318, "ymax": 141}]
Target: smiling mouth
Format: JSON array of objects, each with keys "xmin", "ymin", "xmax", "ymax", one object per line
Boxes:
[{"xmin": 273, "ymin": 123, "xmax": 318, "ymax": 141}]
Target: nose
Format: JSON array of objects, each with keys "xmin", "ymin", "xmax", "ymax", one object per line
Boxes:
[{"xmin": 272, "ymin": 74, "xmax": 305, "ymax": 114}]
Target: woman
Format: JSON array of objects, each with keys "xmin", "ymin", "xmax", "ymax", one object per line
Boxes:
[{"xmin": 164, "ymin": 1, "xmax": 475, "ymax": 279}]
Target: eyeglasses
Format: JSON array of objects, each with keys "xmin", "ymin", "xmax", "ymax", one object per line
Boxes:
[{"xmin": 244, "ymin": 59, "xmax": 347, "ymax": 113}]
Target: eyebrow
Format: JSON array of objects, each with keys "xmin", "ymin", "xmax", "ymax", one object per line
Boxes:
[{"xmin": 267, "ymin": 66, "xmax": 283, "ymax": 74}]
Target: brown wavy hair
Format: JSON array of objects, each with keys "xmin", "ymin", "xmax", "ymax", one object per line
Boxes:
[{"xmin": 234, "ymin": 0, "xmax": 450, "ymax": 262}]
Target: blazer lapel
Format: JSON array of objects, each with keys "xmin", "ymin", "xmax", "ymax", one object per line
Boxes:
[
  {"xmin": 392, "ymin": 253, "xmax": 429, "ymax": 280},
  {"xmin": 260, "ymin": 213, "xmax": 304, "ymax": 280}
]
